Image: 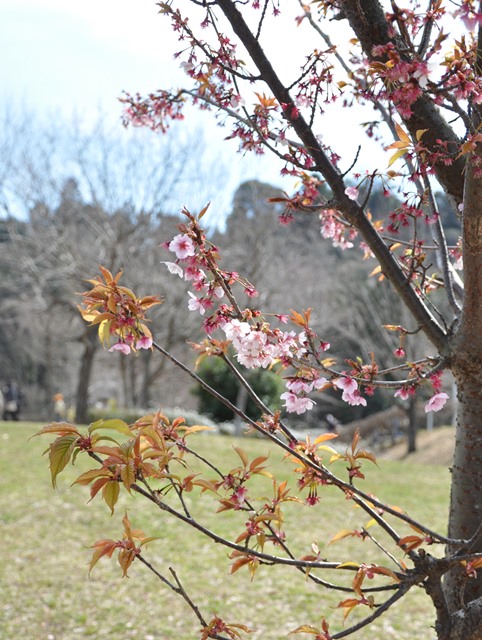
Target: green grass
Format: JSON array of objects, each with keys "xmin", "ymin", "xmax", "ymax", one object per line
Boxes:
[{"xmin": 0, "ymin": 422, "xmax": 451, "ymax": 640}]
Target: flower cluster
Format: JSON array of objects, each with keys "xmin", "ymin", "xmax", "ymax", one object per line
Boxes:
[
  {"xmin": 333, "ymin": 377, "xmax": 367, "ymax": 407},
  {"xmin": 79, "ymin": 266, "xmax": 161, "ymax": 355},
  {"xmin": 320, "ymin": 209, "xmax": 357, "ymax": 250},
  {"xmin": 222, "ymin": 319, "xmax": 307, "ymax": 370},
  {"xmin": 281, "ymin": 376, "xmax": 329, "ymax": 415},
  {"xmin": 162, "ymin": 225, "xmax": 253, "ymax": 329}
]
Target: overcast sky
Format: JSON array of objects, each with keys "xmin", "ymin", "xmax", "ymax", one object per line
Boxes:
[
  {"xmin": 0, "ymin": 0, "xmax": 180, "ymax": 114},
  {"xmin": 2, "ymin": 1, "xmax": 301, "ymax": 220},
  {"xmin": 0, "ymin": 0, "xmax": 390, "ymax": 216}
]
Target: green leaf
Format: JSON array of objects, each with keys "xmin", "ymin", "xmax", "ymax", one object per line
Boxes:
[
  {"xmin": 139, "ymin": 536, "xmax": 159, "ymax": 547},
  {"xmin": 49, "ymin": 435, "xmax": 78, "ymax": 487},
  {"xmin": 89, "ymin": 419, "xmax": 132, "ymax": 437},
  {"xmin": 92, "ymin": 435, "xmax": 123, "ymax": 445},
  {"xmin": 102, "ymin": 480, "xmax": 120, "ymax": 514},
  {"xmin": 336, "ymin": 561, "xmax": 360, "ymax": 569}
]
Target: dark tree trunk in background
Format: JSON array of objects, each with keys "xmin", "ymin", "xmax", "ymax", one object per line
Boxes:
[
  {"xmin": 75, "ymin": 325, "xmax": 98, "ymax": 424},
  {"xmin": 139, "ymin": 349, "xmax": 152, "ymax": 407},
  {"xmin": 406, "ymin": 396, "xmax": 417, "ymax": 454}
]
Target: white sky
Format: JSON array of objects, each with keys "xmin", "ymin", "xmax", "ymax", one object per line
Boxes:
[{"xmin": 0, "ymin": 0, "xmax": 390, "ymax": 215}]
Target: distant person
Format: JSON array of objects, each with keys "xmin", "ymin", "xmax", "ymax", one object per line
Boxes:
[
  {"xmin": 3, "ymin": 381, "xmax": 21, "ymax": 420},
  {"xmin": 325, "ymin": 413, "xmax": 340, "ymax": 433},
  {"xmin": 53, "ymin": 393, "xmax": 67, "ymax": 421}
]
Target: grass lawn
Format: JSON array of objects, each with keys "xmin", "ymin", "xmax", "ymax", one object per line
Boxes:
[{"xmin": 0, "ymin": 421, "xmax": 451, "ymax": 640}]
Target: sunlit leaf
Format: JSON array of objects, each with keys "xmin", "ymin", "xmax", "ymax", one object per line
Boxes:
[
  {"xmin": 394, "ymin": 122, "xmax": 411, "ymax": 144},
  {"xmin": 102, "ymin": 480, "xmax": 120, "ymax": 514},
  {"xmin": 329, "ymin": 529, "xmax": 357, "ymax": 544},
  {"xmin": 234, "ymin": 446, "xmax": 249, "ymax": 467},
  {"xmin": 313, "ymin": 433, "xmax": 338, "ymax": 445},
  {"xmin": 289, "ymin": 624, "xmax": 321, "ymax": 635},
  {"xmin": 97, "ymin": 319, "xmax": 112, "ymax": 345},
  {"xmin": 388, "ymin": 147, "xmax": 408, "ymax": 167},
  {"xmin": 182, "ymin": 424, "xmax": 215, "ymax": 434},
  {"xmin": 72, "ymin": 468, "xmax": 111, "ymax": 486}
]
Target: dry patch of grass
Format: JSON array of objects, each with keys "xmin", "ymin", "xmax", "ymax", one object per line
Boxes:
[
  {"xmin": 381, "ymin": 426, "xmax": 455, "ymax": 466},
  {"xmin": 0, "ymin": 422, "xmax": 450, "ymax": 640}
]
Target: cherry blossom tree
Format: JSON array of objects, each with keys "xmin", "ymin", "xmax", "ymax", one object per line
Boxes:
[{"xmin": 38, "ymin": 2, "xmax": 482, "ymax": 640}]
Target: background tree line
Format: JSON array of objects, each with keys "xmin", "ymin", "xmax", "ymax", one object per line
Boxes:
[{"xmin": 0, "ymin": 111, "xmax": 456, "ymax": 432}]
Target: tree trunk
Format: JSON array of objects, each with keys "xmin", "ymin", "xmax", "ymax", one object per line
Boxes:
[
  {"xmin": 119, "ymin": 354, "xmax": 129, "ymax": 408},
  {"xmin": 443, "ymin": 143, "xmax": 482, "ymax": 636},
  {"xmin": 75, "ymin": 326, "xmax": 98, "ymax": 424},
  {"xmin": 43, "ymin": 325, "xmax": 54, "ymax": 418},
  {"xmin": 406, "ymin": 395, "xmax": 417, "ymax": 454},
  {"xmin": 139, "ymin": 350, "xmax": 152, "ymax": 407}
]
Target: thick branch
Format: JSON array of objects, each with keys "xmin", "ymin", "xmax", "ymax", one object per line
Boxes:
[{"xmin": 214, "ymin": 0, "xmax": 447, "ymax": 351}]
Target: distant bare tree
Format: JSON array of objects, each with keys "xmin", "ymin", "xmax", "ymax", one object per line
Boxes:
[{"xmin": 0, "ymin": 111, "xmax": 222, "ymax": 420}]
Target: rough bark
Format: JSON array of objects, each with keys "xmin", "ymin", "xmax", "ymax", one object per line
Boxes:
[
  {"xmin": 450, "ymin": 597, "xmax": 482, "ymax": 640},
  {"xmin": 445, "ymin": 147, "xmax": 482, "ymax": 616}
]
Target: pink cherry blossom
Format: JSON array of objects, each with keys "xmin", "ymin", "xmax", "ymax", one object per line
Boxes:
[
  {"xmin": 136, "ymin": 336, "xmax": 153, "ymax": 350},
  {"xmin": 232, "ymin": 486, "xmax": 248, "ymax": 509},
  {"xmin": 312, "ymin": 376, "xmax": 329, "ymax": 390},
  {"xmin": 223, "ymin": 319, "xmax": 251, "ymax": 342},
  {"xmin": 333, "ymin": 377, "xmax": 358, "ymax": 395},
  {"xmin": 161, "ymin": 261, "xmax": 184, "ymax": 278},
  {"xmin": 187, "ymin": 292, "xmax": 206, "ymax": 315},
  {"xmin": 212, "ymin": 285, "xmax": 225, "ymax": 299},
  {"xmin": 169, "ymin": 234, "xmax": 196, "ymax": 260},
  {"xmin": 236, "ymin": 331, "xmax": 271, "ymax": 368},
  {"xmin": 343, "ymin": 390, "xmax": 367, "ymax": 407},
  {"xmin": 424, "ymin": 392, "xmax": 449, "ymax": 413},
  {"xmin": 394, "ymin": 388, "xmax": 410, "ymax": 400},
  {"xmin": 286, "ymin": 379, "xmax": 313, "ymax": 394},
  {"xmin": 184, "ymin": 263, "xmax": 206, "ymax": 282},
  {"xmin": 345, "ymin": 186, "xmax": 359, "ymax": 201},
  {"xmin": 109, "ymin": 342, "xmax": 131, "ymax": 355},
  {"xmin": 280, "ymin": 392, "xmax": 315, "ymax": 414}
]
